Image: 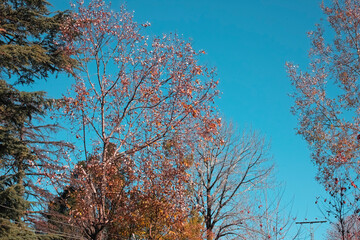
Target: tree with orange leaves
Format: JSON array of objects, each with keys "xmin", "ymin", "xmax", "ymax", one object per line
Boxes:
[
  {"xmin": 287, "ymin": 0, "xmax": 360, "ymax": 237},
  {"xmin": 54, "ymin": 0, "xmax": 219, "ymax": 239},
  {"xmin": 287, "ymin": 0, "xmax": 360, "ymax": 196}
]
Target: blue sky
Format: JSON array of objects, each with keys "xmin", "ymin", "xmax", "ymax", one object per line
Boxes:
[{"xmin": 43, "ymin": 0, "xmax": 330, "ymax": 238}]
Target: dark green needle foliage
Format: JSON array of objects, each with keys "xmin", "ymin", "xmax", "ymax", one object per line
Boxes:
[
  {"xmin": 0, "ymin": 0, "xmax": 75, "ymax": 84},
  {"xmin": 0, "ymin": 80, "xmax": 49, "ymax": 239},
  {"xmin": 0, "ymin": 0, "xmax": 76, "ymax": 239}
]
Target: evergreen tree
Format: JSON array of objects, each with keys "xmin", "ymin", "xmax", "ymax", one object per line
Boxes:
[
  {"xmin": 0, "ymin": 80, "xmax": 45, "ymax": 239},
  {"xmin": 0, "ymin": 0, "xmax": 74, "ymax": 84},
  {"xmin": 0, "ymin": 0, "xmax": 75, "ymax": 238}
]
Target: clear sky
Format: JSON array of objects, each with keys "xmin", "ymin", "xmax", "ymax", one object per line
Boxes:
[{"xmin": 42, "ymin": 0, "xmax": 330, "ymax": 238}]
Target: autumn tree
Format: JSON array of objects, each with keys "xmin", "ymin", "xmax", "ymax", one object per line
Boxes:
[
  {"xmin": 286, "ymin": 0, "xmax": 360, "ymax": 199},
  {"xmin": 191, "ymin": 123, "xmax": 272, "ymax": 240},
  {"xmin": 57, "ymin": 0, "xmax": 219, "ymax": 239},
  {"xmin": 0, "ymin": 0, "xmax": 75, "ymax": 238},
  {"xmin": 44, "ymin": 153, "xmax": 204, "ymax": 240}
]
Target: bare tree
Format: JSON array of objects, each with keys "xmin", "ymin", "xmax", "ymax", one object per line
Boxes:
[
  {"xmin": 191, "ymin": 123, "xmax": 273, "ymax": 240},
  {"xmin": 242, "ymin": 189, "xmax": 301, "ymax": 240}
]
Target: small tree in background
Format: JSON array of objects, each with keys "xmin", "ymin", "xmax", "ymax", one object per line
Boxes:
[
  {"xmin": 243, "ymin": 189, "xmax": 300, "ymax": 240},
  {"xmin": 327, "ymin": 214, "xmax": 360, "ymax": 240},
  {"xmin": 316, "ymin": 178, "xmax": 360, "ymax": 240}
]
